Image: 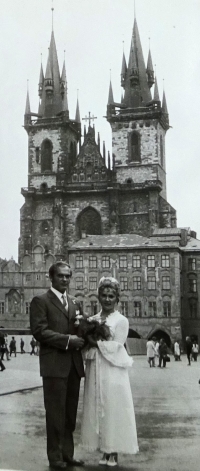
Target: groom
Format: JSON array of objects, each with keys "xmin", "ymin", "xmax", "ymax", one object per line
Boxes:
[{"xmin": 30, "ymin": 261, "xmax": 85, "ymax": 469}]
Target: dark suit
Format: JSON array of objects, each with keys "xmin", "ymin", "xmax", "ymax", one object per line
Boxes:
[{"xmin": 30, "ymin": 289, "xmax": 84, "ymax": 463}]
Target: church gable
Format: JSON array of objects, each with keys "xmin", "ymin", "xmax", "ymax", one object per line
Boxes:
[{"xmin": 69, "ymin": 126, "xmax": 111, "ymax": 183}]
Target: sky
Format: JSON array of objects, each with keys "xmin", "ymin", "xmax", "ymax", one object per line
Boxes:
[{"xmin": 0, "ymin": 0, "xmax": 200, "ymax": 261}]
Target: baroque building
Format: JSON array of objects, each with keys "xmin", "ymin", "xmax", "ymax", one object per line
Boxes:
[{"xmin": 0, "ymin": 17, "xmax": 200, "ymax": 346}]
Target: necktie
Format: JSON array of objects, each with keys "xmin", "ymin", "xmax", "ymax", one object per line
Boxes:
[{"xmin": 62, "ymin": 295, "xmax": 67, "ymax": 310}]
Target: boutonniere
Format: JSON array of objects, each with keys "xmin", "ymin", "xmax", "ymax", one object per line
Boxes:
[{"xmin": 74, "ymin": 309, "xmax": 84, "ymax": 325}]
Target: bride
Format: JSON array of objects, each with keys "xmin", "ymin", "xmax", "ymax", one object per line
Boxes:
[{"xmin": 81, "ymin": 276, "xmax": 139, "ymax": 467}]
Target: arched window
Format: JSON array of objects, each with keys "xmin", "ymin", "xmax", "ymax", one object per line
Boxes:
[
  {"xmin": 76, "ymin": 207, "xmax": 101, "ymax": 239},
  {"xmin": 129, "ymin": 132, "xmax": 140, "ymax": 162},
  {"xmin": 41, "ymin": 139, "xmax": 52, "ymax": 172}
]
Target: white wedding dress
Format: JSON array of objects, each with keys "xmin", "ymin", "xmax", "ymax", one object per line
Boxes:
[{"xmin": 80, "ymin": 310, "xmax": 139, "ymax": 454}]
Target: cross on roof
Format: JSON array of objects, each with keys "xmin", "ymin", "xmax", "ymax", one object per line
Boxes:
[{"xmin": 82, "ymin": 112, "xmax": 97, "ymax": 127}]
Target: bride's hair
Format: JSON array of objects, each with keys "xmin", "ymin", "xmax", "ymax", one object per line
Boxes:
[{"xmin": 98, "ymin": 277, "xmax": 120, "ymax": 303}]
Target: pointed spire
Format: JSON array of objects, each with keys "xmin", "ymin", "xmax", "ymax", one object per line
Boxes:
[
  {"xmin": 75, "ymin": 98, "xmax": 80, "ymax": 123},
  {"xmin": 108, "ymin": 151, "xmax": 111, "ymax": 170},
  {"xmin": 38, "ymin": 63, "xmax": 44, "ymax": 98},
  {"xmin": 121, "ymin": 52, "xmax": 127, "ymax": 88},
  {"xmin": 103, "ymin": 141, "xmax": 106, "ymax": 163},
  {"xmin": 123, "ymin": 18, "xmax": 152, "ymax": 108},
  {"xmin": 162, "ymin": 91, "xmax": 168, "ymax": 114},
  {"xmin": 40, "ymin": 31, "xmax": 63, "ymax": 117},
  {"xmin": 60, "ymin": 60, "xmax": 69, "ymax": 112},
  {"xmin": 25, "ymin": 90, "xmax": 31, "ymax": 115},
  {"xmin": 153, "ymin": 76, "xmax": 160, "ymax": 101},
  {"xmin": 108, "ymin": 80, "xmax": 114, "ymax": 105},
  {"xmin": 146, "ymin": 50, "xmax": 154, "ymax": 89},
  {"xmin": 97, "ymin": 132, "xmax": 100, "ymax": 151}
]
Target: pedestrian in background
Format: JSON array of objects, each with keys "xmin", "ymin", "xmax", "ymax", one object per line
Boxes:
[
  {"xmin": 186, "ymin": 336, "xmax": 192, "ymax": 365},
  {"xmin": 174, "ymin": 341, "xmax": 181, "ymax": 361},
  {"xmin": 0, "ymin": 333, "xmax": 6, "ymax": 371},
  {"xmin": 30, "ymin": 337, "xmax": 36, "ymax": 355},
  {"xmin": 158, "ymin": 338, "xmax": 168, "ymax": 368},
  {"xmin": 192, "ymin": 341, "xmax": 199, "ymax": 362},
  {"xmin": 9, "ymin": 337, "xmax": 17, "ymax": 357},
  {"xmin": 146, "ymin": 337, "xmax": 157, "ymax": 367},
  {"xmin": 20, "ymin": 338, "xmax": 25, "ymax": 354}
]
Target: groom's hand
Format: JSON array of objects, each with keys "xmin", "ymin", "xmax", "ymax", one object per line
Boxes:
[{"xmin": 68, "ymin": 335, "xmax": 85, "ymax": 349}]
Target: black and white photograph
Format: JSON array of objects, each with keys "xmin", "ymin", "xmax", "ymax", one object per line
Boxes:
[{"xmin": 0, "ymin": 1, "xmax": 200, "ymax": 470}]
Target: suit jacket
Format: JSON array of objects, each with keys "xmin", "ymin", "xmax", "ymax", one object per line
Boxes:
[{"xmin": 30, "ymin": 290, "xmax": 85, "ymax": 378}]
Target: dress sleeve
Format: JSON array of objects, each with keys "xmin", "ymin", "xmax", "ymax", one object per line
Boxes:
[{"xmin": 113, "ymin": 316, "xmax": 129, "ymax": 344}]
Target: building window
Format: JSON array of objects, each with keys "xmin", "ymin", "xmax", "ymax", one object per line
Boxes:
[
  {"xmin": 76, "ymin": 255, "xmax": 83, "ymax": 269},
  {"xmin": 0, "ymin": 302, "xmax": 5, "ymax": 315},
  {"xmin": 120, "ymin": 277, "xmax": 128, "ymax": 290},
  {"xmin": 41, "ymin": 139, "xmax": 52, "ymax": 172},
  {"xmin": 132, "ymin": 255, "xmax": 141, "ymax": 268},
  {"xmin": 36, "ymin": 147, "xmax": 40, "ymax": 163},
  {"xmin": 75, "ymin": 277, "xmax": 84, "ymax": 290},
  {"xmin": 162, "ymin": 276, "xmax": 170, "ymax": 290},
  {"xmin": 147, "ymin": 276, "xmax": 156, "ymax": 290},
  {"xmin": 79, "ymin": 300, "xmax": 83, "ymax": 311},
  {"xmin": 149, "ymin": 301, "xmax": 157, "ymax": 317},
  {"xmin": 121, "ymin": 301, "xmax": 129, "ymax": 317},
  {"xmin": 163, "ymin": 301, "xmax": 171, "ymax": 317},
  {"xmin": 188, "ymin": 258, "xmax": 196, "ymax": 271},
  {"xmin": 91, "ymin": 300, "xmax": 98, "ymax": 315},
  {"xmin": 119, "ymin": 255, "xmax": 127, "ymax": 268},
  {"xmin": 189, "ymin": 279, "xmax": 197, "ymax": 293},
  {"xmin": 161, "ymin": 255, "xmax": 170, "ymax": 268},
  {"xmin": 36, "ymin": 274, "xmax": 41, "ymax": 281},
  {"xmin": 25, "ymin": 302, "xmax": 30, "ymax": 315},
  {"xmin": 89, "ymin": 256, "xmax": 97, "ymax": 269},
  {"xmin": 133, "ymin": 276, "xmax": 141, "ymax": 290},
  {"xmin": 129, "ymin": 132, "xmax": 141, "ymax": 162},
  {"xmin": 89, "ymin": 277, "xmax": 97, "ymax": 290},
  {"xmin": 26, "ymin": 274, "xmax": 31, "ymax": 281},
  {"xmin": 102, "ymin": 256, "xmax": 110, "ymax": 269},
  {"xmin": 133, "ymin": 301, "xmax": 141, "ymax": 317},
  {"xmin": 147, "ymin": 255, "xmax": 155, "ymax": 268}
]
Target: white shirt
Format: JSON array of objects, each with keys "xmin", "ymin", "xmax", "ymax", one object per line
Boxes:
[
  {"xmin": 50, "ymin": 287, "xmax": 70, "ymax": 349},
  {"xmin": 51, "ymin": 287, "xmax": 68, "ymax": 311}
]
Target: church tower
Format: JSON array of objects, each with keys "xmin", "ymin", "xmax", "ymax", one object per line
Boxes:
[
  {"xmin": 20, "ymin": 29, "xmax": 81, "ymax": 262},
  {"xmin": 106, "ymin": 18, "xmax": 176, "ymax": 235}
]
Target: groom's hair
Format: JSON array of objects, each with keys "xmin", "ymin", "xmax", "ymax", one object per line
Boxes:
[{"xmin": 49, "ymin": 261, "xmax": 72, "ymax": 279}]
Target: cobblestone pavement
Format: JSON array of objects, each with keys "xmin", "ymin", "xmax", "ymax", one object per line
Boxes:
[{"xmin": 0, "ymin": 354, "xmax": 200, "ymax": 471}]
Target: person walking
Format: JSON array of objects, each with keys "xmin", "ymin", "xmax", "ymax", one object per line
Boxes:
[
  {"xmin": 30, "ymin": 261, "xmax": 85, "ymax": 470},
  {"xmin": 30, "ymin": 337, "xmax": 36, "ymax": 355},
  {"xmin": 0, "ymin": 333, "xmax": 6, "ymax": 371},
  {"xmin": 174, "ymin": 341, "xmax": 181, "ymax": 361},
  {"xmin": 158, "ymin": 338, "xmax": 168, "ymax": 368},
  {"xmin": 9, "ymin": 337, "xmax": 17, "ymax": 357},
  {"xmin": 20, "ymin": 338, "xmax": 25, "ymax": 354},
  {"xmin": 186, "ymin": 336, "xmax": 193, "ymax": 365},
  {"xmin": 146, "ymin": 337, "xmax": 157, "ymax": 367},
  {"xmin": 81, "ymin": 276, "xmax": 139, "ymax": 467},
  {"xmin": 192, "ymin": 341, "xmax": 199, "ymax": 361}
]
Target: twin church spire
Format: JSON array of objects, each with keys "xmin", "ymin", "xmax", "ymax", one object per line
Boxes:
[
  {"xmin": 25, "ymin": 30, "xmax": 79, "ymax": 122},
  {"xmin": 108, "ymin": 17, "xmax": 168, "ymax": 119}
]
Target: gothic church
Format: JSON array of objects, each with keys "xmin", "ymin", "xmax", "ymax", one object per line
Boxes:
[{"xmin": 0, "ymin": 16, "xmax": 200, "ymax": 346}]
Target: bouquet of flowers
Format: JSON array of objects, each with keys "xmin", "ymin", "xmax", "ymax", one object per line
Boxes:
[{"xmin": 74, "ymin": 313, "xmax": 110, "ymax": 347}]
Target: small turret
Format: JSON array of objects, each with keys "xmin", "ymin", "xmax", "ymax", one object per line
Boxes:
[
  {"xmin": 75, "ymin": 98, "xmax": 80, "ymax": 123},
  {"xmin": 38, "ymin": 63, "xmax": 44, "ymax": 98},
  {"xmin": 146, "ymin": 50, "xmax": 154, "ymax": 89},
  {"xmin": 153, "ymin": 76, "xmax": 160, "ymax": 102},
  {"xmin": 24, "ymin": 90, "xmax": 31, "ymax": 126},
  {"xmin": 107, "ymin": 80, "xmax": 114, "ymax": 105},
  {"xmin": 162, "ymin": 91, "xmax": 168, "ymax": 115},
  {"xmin": 121, "ymin": 52, "xmax": 127, "ymax": 88}
]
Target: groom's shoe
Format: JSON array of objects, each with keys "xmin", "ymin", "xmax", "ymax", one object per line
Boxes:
[
  {"xmin": 49, "ymin": 461, "xmax": 68, "ymax": 469},
  {"xmin": 64, "ymin": 457, "xmax": 84, "ymax": 466}
]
